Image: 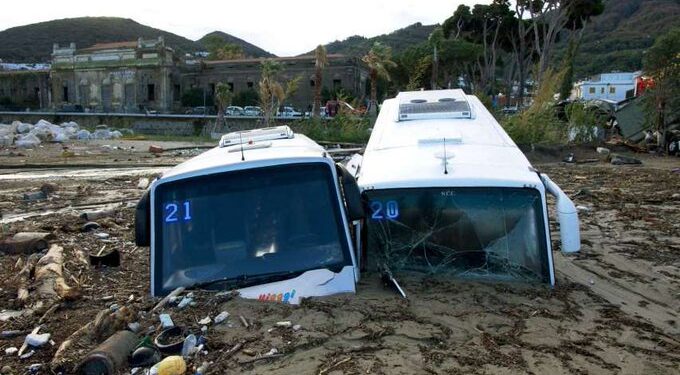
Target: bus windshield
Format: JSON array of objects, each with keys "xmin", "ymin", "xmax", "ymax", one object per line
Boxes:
[{"xmin": 364, "ymin": 187, "xmax": 549, "ymax": 283}]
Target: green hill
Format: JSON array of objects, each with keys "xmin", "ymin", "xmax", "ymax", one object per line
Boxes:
[
  {"xmin": 565, "ymin": 0, "xmax": 680, "ymax": 77},
  {"xmin": 311, "ymin": 22, "xmax": 437, "ymax": 57},
  {"xmin": 0, "ymin": 17, "xmax": 275, "ymax": 63},
  {"xmin": 197, "ymin": 31, "xmax": 275, "ymax": 58}
]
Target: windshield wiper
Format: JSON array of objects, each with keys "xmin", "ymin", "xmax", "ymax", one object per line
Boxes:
[{"xmin": 187, "ymin": 270, "xmax": 306, "ymax": 291}]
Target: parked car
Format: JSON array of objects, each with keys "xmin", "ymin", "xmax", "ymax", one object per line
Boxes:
[
  {"xmin": 225, "ymin": 106, "xmax": 245, "ymax": 116},
  {"xmin": 278, "ymin": 106, "xmax": 302, "ymax": 117},
  {"xmin": 243, "ymin": 106, "xmax": 263, "ymax": 117}
]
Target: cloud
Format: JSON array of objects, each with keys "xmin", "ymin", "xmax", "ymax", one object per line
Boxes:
[{"xmin": 0, "ymin": 0, "xmax": 489, "ymax": 56}]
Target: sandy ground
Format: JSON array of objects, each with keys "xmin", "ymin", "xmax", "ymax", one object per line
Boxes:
[{"xmin": 0, "ymin": 141, "xmax": 678, "ymax": 374}]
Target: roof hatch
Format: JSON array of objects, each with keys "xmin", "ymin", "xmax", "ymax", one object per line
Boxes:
[
  {"xmin": 396, "ymin": 90, "xmax": 471, "ymax": 121},
  {"xmin": 219, "ymin": 126, "xmax": 294, "ymax": 148}
]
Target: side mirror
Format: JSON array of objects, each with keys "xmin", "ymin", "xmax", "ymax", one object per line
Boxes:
[
  {"xmin": 541, "ymin": 174, "xmax": 580, "ymax": 253},
  {"xmin": 135, "ymin": 191, "xmax": 151, "ymax": 247},
  {"xmin": 336, "ymin": 164, "xmax": 365, "ymax": 221}
]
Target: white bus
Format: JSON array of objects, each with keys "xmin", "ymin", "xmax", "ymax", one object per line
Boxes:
[
  {"xmin": 135, "ymin": 126, "xmax": 363, "ymax": 303},
  {"xmin": 354, "ymin": 90, "xmax": 580, "ymax": 285}
]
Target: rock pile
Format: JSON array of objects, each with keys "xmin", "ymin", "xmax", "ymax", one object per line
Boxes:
[{"xmin": 0, "ymin": 120, "xmax": 127, "ymax": 148}]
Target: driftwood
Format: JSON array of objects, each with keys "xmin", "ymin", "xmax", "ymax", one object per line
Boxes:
[
  {"xmin": 17, "ymin": 253, "xmax": 41, "ymax": 305},
  {"xmin": 33, "ymin": 245, "xmax": 80, "ymax": 308},
  {"xmin": 51, "ymin": 306, "xmax": 135, "ymax": 371},
  {"xmin": 0, "ymin": 238, "xmax": 48, "ymax": 255},
  {"xmin": 151, "ymin": 286, "xmax": 185, "ymax": 313}
]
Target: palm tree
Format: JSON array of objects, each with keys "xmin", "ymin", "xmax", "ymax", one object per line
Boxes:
[
  {"xmin": 213, "ymin": 82, "xmax": 232, "ymax": 134},
  {"xmin": 362, "ymin": 42, "xmax": 397, "ymax": 115},
  {"xmin": 258, "ymin": 59, "xmax": 302, "ymax": 125},
  {"xmin": 313, "ymin": 45, "xmax": 328, "ymax": 118}
]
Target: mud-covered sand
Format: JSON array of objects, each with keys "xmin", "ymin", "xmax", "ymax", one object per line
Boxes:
[{"xmin": 0, "ymin": 141, "xmax": 678, "ymax": 374}]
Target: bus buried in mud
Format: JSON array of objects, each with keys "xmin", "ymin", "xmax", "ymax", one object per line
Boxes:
[
  {"xmin": 135, "ymin": 126, "xmax": 364, "ymax": 302},
  {"xmin": 355, "ymin": 90, "xmax": 580, "ymax": 285}
]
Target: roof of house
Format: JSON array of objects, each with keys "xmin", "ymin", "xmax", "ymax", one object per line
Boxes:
[{"xmin": 357, "ymin": 89, "xmax": 541, "ymax": 190}]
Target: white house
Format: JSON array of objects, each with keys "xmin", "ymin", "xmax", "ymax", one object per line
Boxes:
[{"xmin": 576, "ymin": 71, "xmax": 641, "ymax": 103}]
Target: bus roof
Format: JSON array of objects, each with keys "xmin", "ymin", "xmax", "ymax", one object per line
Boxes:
[{"xmin": 358, "ymin": 90, "xmax": 542, "ymax": 190}]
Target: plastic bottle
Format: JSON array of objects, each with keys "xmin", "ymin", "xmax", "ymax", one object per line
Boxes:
[
  {"xmin": 181, "ymin": 334, "xmax": 197, "ymax": 358},
  {"xmin": 156, "ymin": 356, "xmax": 186, "ymax": 375}
]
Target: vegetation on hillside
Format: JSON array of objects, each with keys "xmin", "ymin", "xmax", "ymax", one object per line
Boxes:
[
  {"xmin": 318, "ymin": 23, "xmax": 437, "ymax": 58},
  {"xmin": 197, "ymin": 31, "xmax": 275, "ymax": 59},
  {"xmin": 0, "ymin": 17, "xmax": 199, "ymax": 62},
  {"xmin": 0, "ymin": 17, "xmax": 275, "ymax": 62}
]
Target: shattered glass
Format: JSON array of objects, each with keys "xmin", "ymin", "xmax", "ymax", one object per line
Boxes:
[{"xmin": 365, "ymin": 187, "xmax": 549, "ymax": 283}]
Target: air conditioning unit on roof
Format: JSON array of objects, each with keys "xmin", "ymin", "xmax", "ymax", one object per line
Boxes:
[
  {"xmin": 219, "ymin": 125, "xmax": 294, "ymax": 148},
  {"xmin": 396, "ymin": 89, "xmax": 472, "ymax": 121}
]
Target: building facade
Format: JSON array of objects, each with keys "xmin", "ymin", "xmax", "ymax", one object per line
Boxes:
[
  {"xmin": 50, "ymin": 37, "xmax": 180, "ymax": 113},
  {"xmin": 576, "ymin": 72, "xmax": 641, "ymax": 103},
  {"xmin": 0, "ymin": 38, "xmax": 370, "ymax": 113}
]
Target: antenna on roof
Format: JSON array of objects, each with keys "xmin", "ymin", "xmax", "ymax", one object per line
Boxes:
[
  {"xmin": 443, "ymin": 137, "xmax": 448, "ymax": 175},
  {"xmin": 239, "ymin": 131, "xmax": 245, "ymax": 161}
]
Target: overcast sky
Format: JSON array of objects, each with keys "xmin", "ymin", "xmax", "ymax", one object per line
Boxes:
[{"xmin": 0, "ymin": 0, "xmax": 491, "ymax": 56}]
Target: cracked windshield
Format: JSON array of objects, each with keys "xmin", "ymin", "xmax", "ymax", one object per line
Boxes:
[{"xmin": 366, "ymin": 187, "xmax": 548, "ymax": 282}]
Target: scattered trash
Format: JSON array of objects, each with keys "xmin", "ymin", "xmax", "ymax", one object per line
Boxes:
[
  {"xmin": 0, "ymin": 237, "xmax": 48, "ymax": 255},
  {"xmin": 159, "ymin": 314, "xmax": 174, "ymax": 328},
  {"xmin": 128, "ymin": 322, "xmax": 141, "ymax": 333},
  {"xmin": 25, "ymin": 332, "xmax": 51, "ymax": 347},
  {"xmin": 155, "ymin": 327, "xmax": 184, "ymax": 354},
  {"xmin": 109, "ymin": 304, "xmax": 120, "ymax": 312},
  {"xmin": 79, "ymin": 330, "xmax": 138, "ymax": 375},
  {"xmin": 198, "ymin": 316, "xmax": 211, "ymax": 325},
  {"xmin": 265, "ymin": 348, "xmax": 278, "ymax": 356},
  {"xmin": 80, "ymin": 209, "xmax": 115, "ymax": 221},
  {"xmin": 200, "ymin": 326, "xmax": 207, "ymax": 333},
  {"xmin": 195, "ymin": 361, "xmax": 209, "ymax": 375},
  {"xmin": 89, "ymin": 248, "xmax": 121, "ymax": 268},
  {"xmin": 293, "ymin": 324, "xmax": 302, "ymax": 331},
  {"xmin": 177, "ymin": 297, "xmax": 193, "ymax": 309},
  {"xmin": 576, "ymin": 205, "xmax": 592, "ymax": 212},
  {"xmin": 563, "ymin": 153, "xmax": 575, "ymax": 163},
  {"xmin": 611, "ymin": 154, "xmax": 642, "ymax": 165},
  {"xmin": 27, "ymin": 364, "xmax": 41, "ymax": 373},
  {"xmin": 19, "ymin": 350, "xmax": 34, "ymax": 359},
  {"xmin": 15, "ymin": 133, "xmax": 41, "ymax": 148},
  {"xmin": 149, "ymin": 145, "xmax": 164, "ymax": 154},
  {"xmin": 4, "ymin": 347, "xmax": 18, "ymax": 355},
  {"xmin": 275, "ymin": 321, "xmax": 292, "ymax": 328},
  {"xmin": 239, "ymin": 315, "xmax": 249, "ymax": 328},
  {"xmin": 151, "ymin": 287, "xmax": 185, "ymax": 313},
  {"xmin": 130, "ymin": 346, "xmax": 161, "ymax": 368},
  {"xmin": 214, "ymin": 311, "xmax": 229, "ymax": 324},
  {"xmin": 94, "ymin": 232, "xmax": 110, "ymax": 239},
  {"xmin": 0, "ymin": 310, "xmax": 27, "ymax": 322},
  {"xmin": 155, "ymin": 356, "xmax": 186, "ymax": 375},
  {"xmin": 1, "ymin": 330, "xmax": 24, "ymax": 338},
  {"xmin": 82, "ymin": 222, "xmax": 101, "ymax": 232},
  {"xmin": 137, "ymin": 178, "xmax": 150, "ymax": 190},
  {"xmin": 181, "ymin": 334, "xmax": 197, "ymax": 358},
  {"xmin": 23, "ymin": 191, "xmax": 47, "ymax": 201}
]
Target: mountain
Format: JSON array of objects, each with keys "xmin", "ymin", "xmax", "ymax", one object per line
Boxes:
[
  {"xmin": 197, "ymin": 31, "xmax": 275, "ymax": 58},
  {"xmin": 566, "ymin": 0, "xmax": 680, "ymax": 77},
  {"xmin": 0, "ymin": 17, "xmax": 275, "ymax": 63},
  {"xmin": 311, "ymin": 22, "xmax": 438, "ymax": 57}
]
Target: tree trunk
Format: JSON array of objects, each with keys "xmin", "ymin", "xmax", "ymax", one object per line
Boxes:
[
  {"xmin": 313, "ymin": 67, "xmax": 323, "ymax": 118},
  {"xmin": 369, "ymin": 69, "xmax": 378, "ymax": 116}
]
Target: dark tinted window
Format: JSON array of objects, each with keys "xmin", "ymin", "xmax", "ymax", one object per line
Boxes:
[{"xmin": 153, "ymin": 163, "xmax": 351, "ymax": 294}]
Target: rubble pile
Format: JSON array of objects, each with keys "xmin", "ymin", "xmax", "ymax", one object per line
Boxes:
[{"xmin": 0, "ymin": 120, "xmax": 127, "ymax": 148}]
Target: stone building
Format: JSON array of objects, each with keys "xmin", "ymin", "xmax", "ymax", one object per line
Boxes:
[
  {"xmin": 1, "ymin": 37, "xmax": 369, "ymax": 113},
  {"xmin": 50, "ymin": 37, "xmax": 180, "ymax": 112},
  {"xmin": 182, "ymin": 55, "xmax": 369, "ymax": 111},
  {"xmin": 0, "ymin": 65, "xmax": 50, "ymax": 110}
]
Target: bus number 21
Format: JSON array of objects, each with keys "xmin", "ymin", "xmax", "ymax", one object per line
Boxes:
[{"xmin": 164, "ymin": 201, "xmax": 192, "ymax": 223}]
